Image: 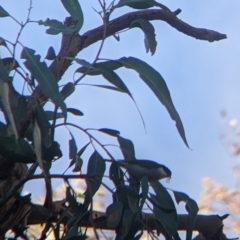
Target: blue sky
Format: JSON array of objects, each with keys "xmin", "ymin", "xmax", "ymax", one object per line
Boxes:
[{"xmin": 1, "ymin": 0, "xmax": 240, "ymax": 215}]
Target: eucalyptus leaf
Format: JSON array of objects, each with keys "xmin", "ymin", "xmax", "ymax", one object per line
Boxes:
[
  {"xmin": 61, "ymin": 0, "xmax": 84, "ymax": 33},
  {"xmin": 61, "ymin": 82, "xmax": 75, "ymax": 100},
  {"xmin": 21, "ymin": 47, "xmax": 66, "ymax": 116},
  {"xmin": 130, "ymin": 19, "xmax": 157, "ymax": 55},
  {"xmin": 67, "ymin": 57, "xmax": 93, "ymax": 69},
  {"xmin": 118, "ymin": 57, "xmax": 189, "ymax": 148},
  {"xmin": 115, "ymin": 0, "xmax": 156, "ymax": 9},
  {"xmin": 0, "ymin": 6, "xmax": 9, "ymax": 17},
  {"xmin": 45, "ymin": 46, "xmax": 56, "ymax": 60},
  {"xmin": 32, "ymin": 114, "xmax": 43, "ymax": 169},
  {"xmin": 98, "ymin": 128, "xmax": 120, "ymax": 136},
  {"xmin": 84, "ymin": 151, "xmax": 106, "ymax": 204},
  {"xmin": 106, "ymin": 202, "xmax": 123, "ymax": 228},
  {"xmin": 34, "ymin": 103, "xmax": 52, "ymax": 147},
  {"xmin": 0, "ymin": 136, "xmax": 35, "ymax": 163},
  {"xmin": 68, "ymin": 131, "xmax": 77, "ymax": 160},
  {"xmin": 67, "ymin": 108, "xmax": 83, "ymax": 116},
  {"xmin": 38, "ymin": 18, "xmax": 75, "ymax": 35},
  {"xmin": 118, "ymin": 136, "xmax": 136, "ymax": 160}
]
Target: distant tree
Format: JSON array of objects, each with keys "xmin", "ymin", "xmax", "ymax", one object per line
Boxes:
[
  {"xmin": 0, "ymin": 0, "xmax": 230, "ymax": 239},
  {"xmin": 198, "ymin": 114, "xmax": 240, "ymax": 236}
]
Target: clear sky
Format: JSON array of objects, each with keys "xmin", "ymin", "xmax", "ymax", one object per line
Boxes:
[{"xmin": 1, "ymin": 0, "xmax": 240, "ymax": 217}]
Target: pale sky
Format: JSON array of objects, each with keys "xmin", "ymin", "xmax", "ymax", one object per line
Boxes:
[{"xmin": 1, "ymin": 0, "xmax": 240, "ymax": 219}]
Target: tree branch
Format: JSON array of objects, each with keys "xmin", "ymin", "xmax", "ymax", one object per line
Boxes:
[{"xmin": 27, "ymin": 202, "xmax": 229, "ymax": 239}]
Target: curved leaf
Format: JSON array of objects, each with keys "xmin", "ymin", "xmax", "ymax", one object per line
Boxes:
[
  {"xmin": 84, "ymin": 151, "xmax": 106, "ymax": 204},
  {"xmin": 61, "ymin": 82, "xmax": 75, "ymax": 100},
  {"xmin": 61, "ymin": 0, "xmax": 84, "ymax": 33},
  {"xmin": 67, "ymin": 108, "xmax": 83, "ymax": 116},
  {"xmin": 106, "ymin": 202, "xmax": 123, "ymax": 228},
  {"xmin": 115, "ymin": 0, "xmax": 156, "ymax": 9},
  {"xmin": 68, "ymin": 131, "xmax": 77, "ymax": 160},
  {"xmin": 38, "ymin": 19, "xmax": 75, "ymax": 35},
  {"xmin": 21, "ymin": 47, "xmax": 66, "ymax": 116},
  {"xmin": 98, "ymin": 128, "xmax": 120, "ymax": 136},
  {"xmin": 130, "ymin": 19, "xmax": 157, "ymax": 55},
  {"xmin": 118, "ymin": 136, "xmax": 136, "ymax": 160},
  {"xmin": 45, "ymin": 46, "xmax": 56, "ymax": 60},
  {"xmin": 118, "ymin": 57, "xmax": 189, "ymax": 147},
  {"xmin": 0, "ymin": 136, "xmax": 35, "ymax": 163},
  {"xmin": 0, "ymin": 6, "xmax": 9, "ymax": 17}
]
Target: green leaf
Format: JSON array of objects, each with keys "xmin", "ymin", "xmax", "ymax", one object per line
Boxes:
[
  {"xmin": 172, "ymin": 190, "xmax": 199, "ymax": 240},
  {"xmin": 139, "ymin": 176, "xmax": 148, "ymax": 210},
  {"xmin": 118, "ymin": 136, "xmax": 135, "ymax": 160},
  {"xmin": 42, "ymin": 141, "xmax": 62, "ymax": 162},
  {"xmin": 82, "ymin": 84, "xmax": 124, "ymax": 93},
  {"xmin": 61, "ymin": 0, "xmax": 84, "ymax": 32},
  {"xmin": 109, "ymin": 161, "xmax": 124, "ymax": 188},
  {"xmin": 76, "ymin": 60, "xmax": 122, "ymax": 75},
  {"xmin": 116, "ymin": 209, "xmax": 133, "ymax": 240},
  {"xmin": 44, "ymin": 111, "xmax": 64, "ymax": 120},
  {"xmin": 72, "ymin": 157, "xmax": 83, "ymax": 172},
  {"xmin": 77, "ymin": 142, "xmax": 90, "ymax": 157},
  {"xmin": 32, "ymin": 114, "xmax": 43, "ymax": 169},
  {"xmin": 84, "ymin": 151, "xmax": 106, "ymax": 204},
  {"xmin": 186, "ymin": 198, "xmax": 199, "ymax": 240},
  {"xmin": 0, "ymin": 136, "xmax": 35, "ymax": 163},
  {"xmin": 172, "ymin": 190, "xmax": 189, "ymax": 204},
  {"xmin": 0, "ymin": 59, "xmax": 10, "ymax": 82},
  {"xmin": 130, "ymin": 19, "xmax": 157, "ymax": 55},
  {"xmin": 61, "ymin": 82, "xmax": 75, "ymax": 100},
  {"xmin": 0, "ymin": 81, "xmax": 28, "ymax": 139},
  {"xmin": 98, "ymin": 128, "xmax": 120, "ymax": 136},
  {"xmin": 34, "ymin": 103, "xmax": 52, "ymax": 147},
  {"xmin": 67, "ymin": 108, "xmax": 83, "ymax": 116},
  {"xmin": 0, "ymin": 6, "xmax": 9, "ymax": 17},
  {"xmin": 38, "ymin": 18, "xmax": 75, "ymax": 35},
  {"xmin": 118, "ymin": 57, "xmax": 189, "ymax": 148},
  {"xmin": 150, "ymin": 181, "xmax": 176, "ymax": 211},
  {"xmin": 115, "ymin": 0, "xmax": 156, "ymax": 9},
  {"xmin": 106, "ymin": 202, "xmax": 123, "ymax": 228},
  {"xmin": 0, "ymin": 82, "xmax": 19, "ymax": 139},
  {"xmin": 68, "ymin": 131, "xmax": 77, "ymax": 160},
  {"xmin": 151, "ymin": 194, "xmax": 177, "ymax": 239},
  {"xmin": 66, "ymin": 57, "xmax": 93, "ymax": 69},
  {"xmin": 0, "ymin": 122, "xmax": 7, "ymax": 137},
  {"xmin": 21, "ymin": 47, "xmax": 66, "ymax": 116},
  {"xmin": 45, "ymin": 46, "xmax": 56, "ymax": 60}
]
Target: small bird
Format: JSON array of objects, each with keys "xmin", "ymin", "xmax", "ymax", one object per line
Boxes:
[{"xmin": 115, "ymin": 159, "xmax": 171, "ymax": 182}]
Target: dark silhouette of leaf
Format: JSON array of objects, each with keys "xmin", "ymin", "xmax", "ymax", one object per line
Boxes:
[
  {"xmin": 67, "ymin": 108, "xmax": 84, "ymax": 116},
  {"xmin": 0, "ymin": 6, "xmax": 9, "ymax": 17},
  {"xmin": 119, "ymin": 57, "xmax": 189, "ymax": 148},
  {"xmin": 106, "ymin": 202, "xmax": 123, "ymax": 228},
  {"xmin": 21, "ymin": 47, "xmax": 66, "ymax": 116},
  {"xmin": 45, "ymin": 46, "xmax": 56, "ymax": 60},
  {"xmin": 115, "ymin": 0, "xmax": 156, "ymax": 9},
  {"xmin": 68, "ymin": 131, "xmax": 77, "ymax": 160},
  {"xmin": 33, "ymin": 103, "xmax": 52, "ymax": 148},
  {"xmin": 38, "ymin": 19, "xmax": 75, "ymax": 35},
  {"xmin": 84, "ymin": 151, "xmax": 106, "ymax": 204},
  {"xmin": 0, "ymin": 136, "xmax": 35, "ymax": 163},
  {"xmin": 98, "ymin": 128, "xmax": 120, "ymax": 136},
  {"xmin": 118, "ymin": 136, "xmax": 136, "ymax": 160},
  {"xmin": 130, "ymin": 19, "xmax": 157, "ymax": 55},
  {"xmin": 61, "ymin": 82, "xmax": 75, "ymax": 100}
]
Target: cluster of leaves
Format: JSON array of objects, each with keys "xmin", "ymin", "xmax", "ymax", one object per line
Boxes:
[{"xmin": 0, "ymin": 0, "xmax": 199, "ymax": 239}]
